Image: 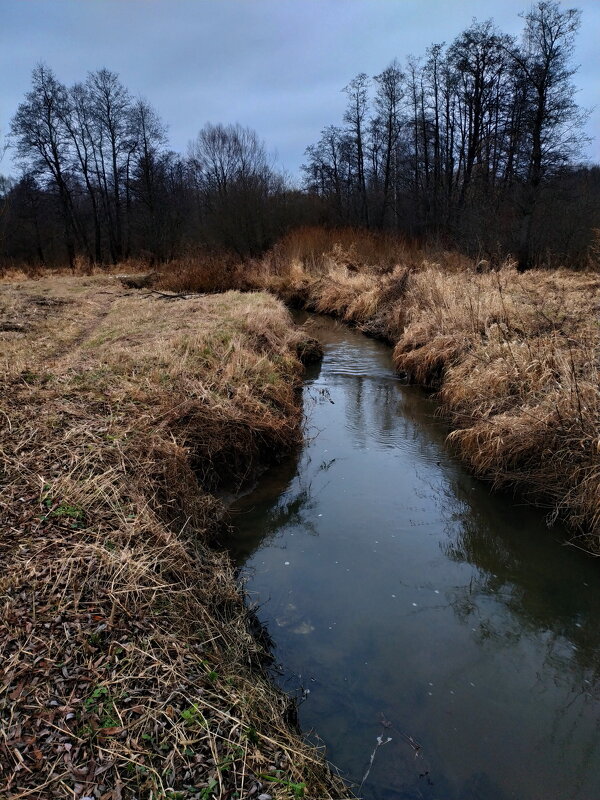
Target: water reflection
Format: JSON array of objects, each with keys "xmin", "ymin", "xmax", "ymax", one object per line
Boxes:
[
  {"xmin": 230, "ymin": 315, "xmax": 600, "ymax": 800},
  {"xmin": 440, "ymin": 475, "xmax": 600, "ymax": 684}
]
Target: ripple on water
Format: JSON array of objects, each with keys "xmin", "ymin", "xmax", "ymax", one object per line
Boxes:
[{"xmin": 322, "ymin": 343, "xmax": 399, "ymax": 381}]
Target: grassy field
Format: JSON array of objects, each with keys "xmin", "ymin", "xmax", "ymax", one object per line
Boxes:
[
  {"xmin": 153, "ymin": 228, "xmax": 600, "ymax": 547},
  {"xmin": 0, "ymin": 275, "xmax": 348, "ymax": 799}
]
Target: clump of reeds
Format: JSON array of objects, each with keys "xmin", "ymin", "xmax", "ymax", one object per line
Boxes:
[
  {"xmin": 153, "ymin": 252, "xmax": 249, "ymax": 294},
  {"xmin": 396, "ymin": 266, "xmax": 600, "ymax": 538},
  {"xmin": 266, "ymin": 226, "xmax": 426, "ymax": 275},
  {"xmin": 0, "ymin": 276, "xmax": 349, "ymax": 799}
]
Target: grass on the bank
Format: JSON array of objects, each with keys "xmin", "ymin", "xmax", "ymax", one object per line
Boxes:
[
  {"xmin": 123, "ymin": 228, "xmax": 600, "ymax": 542},
  {"xmin": 0, "ymin": 275, "xmax": 348, "ymax": 799},
  {"xmin": 395, "ymin": 266, "xmax": 600, "ymax": 536},
  {"xmin": 4, "ymin": 224, "xmax": 599, "ymax": 539}
]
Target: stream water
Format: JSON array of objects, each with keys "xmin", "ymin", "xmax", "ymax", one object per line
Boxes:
[{"xmin": 229, "ymin": 314, "xmax": 600, "ymax": 800}]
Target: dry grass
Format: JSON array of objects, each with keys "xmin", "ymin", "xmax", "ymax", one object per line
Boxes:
[
  {"xmin": 263, "ymin": 227, "xmax": 472, "ymax": 277},
  {"xmin": 6, "ymin": 225, "xmax": 599, "ymax": 541},
  {"xmin": 0, "ymin": 255, "xmax": 143, "ymax": 282},
  {"xmin": 0, "ymin": 276, "xmax": 349, "ymax": 799},
  {"xmin": 265, "ymin": 226, "xmax": 425, "ymax": 276},
  {"xmin": 153, "ymin": 254, "xmax": 249, "ymax": 295},
  {"xmin": 395, "ymin": 267, "xmax": 600, "ymax": 538},
  {"xmin": 227, "ymin": 227, "xmax": 599, "ymax": 546}
]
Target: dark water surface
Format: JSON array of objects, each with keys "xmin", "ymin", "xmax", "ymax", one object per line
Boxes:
[{"xmin": 229, "ymin": 315, "xmax": 600, "ymax": 800}]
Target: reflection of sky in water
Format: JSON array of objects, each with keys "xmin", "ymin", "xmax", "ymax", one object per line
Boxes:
[{"xmin": 230, "ymin": 316, "xmax": 600, "ymax": 800}]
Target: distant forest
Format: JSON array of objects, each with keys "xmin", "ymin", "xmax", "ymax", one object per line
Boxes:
[{"xmin": 1, "ymin": 0, "xmax": 598, "ymax": 271}]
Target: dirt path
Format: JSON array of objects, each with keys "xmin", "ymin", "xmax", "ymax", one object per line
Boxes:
[{"xmin": 44, "ymin": 290, "xmax": 118, "ymax": 363}]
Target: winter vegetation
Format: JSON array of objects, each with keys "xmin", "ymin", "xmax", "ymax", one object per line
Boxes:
[
  {"xmin": 1, "ymin": 2, "xmax": 599, "ymax": 799},
  {"xmin": 237, "ymin": 227, "xmax": 599, "ymax": 544},
  {"xmin": 0, "ymin": 276, "xmax": 344, "ymax": 799}
]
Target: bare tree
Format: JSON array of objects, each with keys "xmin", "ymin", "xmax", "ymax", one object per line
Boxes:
[
  {"xmin": 511, "ymin": 1, "xmax": 588, "ymax": 269},
  {"xmin": 127, "ymin": 98, "xmax": 167, "ymax": 256},
  {"xmin": 373, "ymin": 61, "xmax": 404, "ymax": 228},
  {"xmin": 343, "ymin": 73, "xmax": 370, "ymax": 227},
  {"xmin": 62, "ymin": 82, "xmax": 103, "ymax": 263},
  {"xmin": 188, "ymin": 123, "xmax": 283, "ymax": 256},
  {"xmin": 10, "ymin": 65, "xmax": 78, "ymax": 268},
  {"xmin": 447, "ymin": 20, "xmax": 513, "ymax": 206},
  {"xmin": 302, "ymin": 125, "xmax": 348, "ymax": 221},
  {"xmin": 3, "ymin": 1, "xmax": 595, "ymax": 272},
  {"xmin": 86, "ymin": 69, "xmax": 133, "ymax": 262},
  {"xmin": 0, "ymin": 128, "xmax": 10, "ymax": 254}
]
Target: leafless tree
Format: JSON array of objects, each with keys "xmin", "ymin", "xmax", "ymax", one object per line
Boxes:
[
  {"xmin": 188, "ymin": 123, "xmax": 284, "ymax": 256},
  {"xmin": 343, "ymin": 73, "xmax": 370, "ymax": 227},
  {"xmin": 10, "ymin": 64, "xmax": 79, "ymax": 268},
  {"xmin": 85, "ymin": 69, "xmax": 134, "ymax": 262},
  {"xmin": 373, "ymin": 61, "xmax": 404, "ymax": 228},
  {"xmin": 511, "ymin": 1, "xmax": 588, "ymax": 269}
]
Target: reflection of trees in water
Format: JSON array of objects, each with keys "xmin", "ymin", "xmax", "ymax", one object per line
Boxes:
[
  {"xmin": 441, "ymin": 481, "xmax": 600, "ymax": 682},
  {"xmin": 339, "ymin": 370, "xmax": 444, "ymax": 459},
  {"xmin": 394, "ymin": 365, "xmax": 600, "ymax": 686},
  {"xmin": 402, "ymin": 430, "xmax": 600, "ymax": 798},
  {"xmin": 436, "ymin": 477, "xmax": 600, "ymax": 792},
  {"xmin": 542, "ymin": 696, "xmax": 600, "ymax": 798},
  {"xmin": 341, "ymin": 374, "xmax": 403, "ymax": 450},
  {"xmin": 234, "ymin": 317, "xmax": 600, "ymax": 800},
  {"xmin": 345, "ymin": 374, "xmax": 367, "ymax": 449},
  {"xmin": 230, "ymin": 442, "xmax": 333, "ymax": 565},
  {"xmin": 369, "ymin": 752, "xmax": 508, "ymax": 800},
  {"xmin": 395, "ymin": 413, "xmax": 600, "ymax": 683},
  {"xmin": 264, "ymin": 486, "xmax": 316, "ymax": 537},
  {"xmin": 230, "ymin": 447, "xmax": 307, "ymax": 564}
]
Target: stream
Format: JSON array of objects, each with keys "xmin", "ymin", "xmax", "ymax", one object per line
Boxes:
[{"xmin": 229, "ymin": 314, "xmax": 600, "ymax": 800}]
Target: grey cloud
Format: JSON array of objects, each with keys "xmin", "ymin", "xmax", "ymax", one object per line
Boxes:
[{"xmin": 1, "ymin": 0, "xmax": 598, "ymax": 171}]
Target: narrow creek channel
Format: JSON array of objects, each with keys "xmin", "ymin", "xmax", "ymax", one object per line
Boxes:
[{"xmin": 229, "ymin": 314, "xmax": 600, "ymax": 800}]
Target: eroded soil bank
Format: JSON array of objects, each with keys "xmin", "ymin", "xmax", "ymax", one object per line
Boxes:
[{"xmin": 0, "ymin": 276, "xmax": 349, "ymax": 799}]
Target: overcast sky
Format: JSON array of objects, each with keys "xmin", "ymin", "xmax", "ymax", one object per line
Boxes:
[{"xmin": 1, "ymin": 0, "xmax": 598, "ymax": 179}]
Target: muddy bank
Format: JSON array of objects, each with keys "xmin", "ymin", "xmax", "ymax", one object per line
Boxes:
[{"xmin": 0, "ymin": 276, "xmax": 349, "ymax": 799}]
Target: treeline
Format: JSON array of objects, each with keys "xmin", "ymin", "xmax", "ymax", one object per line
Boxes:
[
  {"xmin": 1, "ymin": 1, "xmax": 598, "ymax": 271},
  {"xmin": 0, "ymin": 67, "xmax": 310, "ymax": 269},
  {"xmin": 303, "ymin": 2, "xmax": 599, "ymax": 268}
]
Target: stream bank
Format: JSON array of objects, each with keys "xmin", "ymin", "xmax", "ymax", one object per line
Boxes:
[
  {"xmin": 231, "ymin": 313, "xmax": 600, "ymax": 800},
  {"xmin": 0, "ymin": 277, "xmax": 349, "ymax": 800},
  {"xmin": 217, "ymin": 246, "xmax": 599, "ymax": 545}
]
